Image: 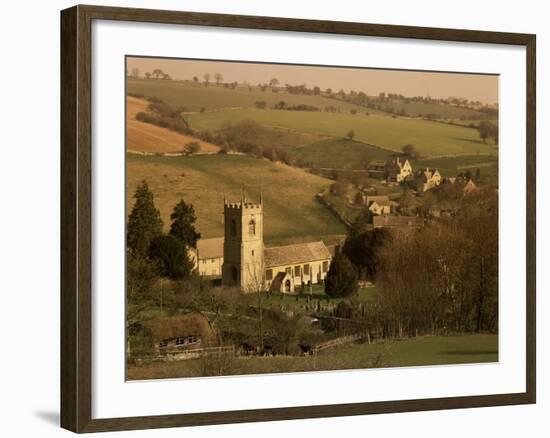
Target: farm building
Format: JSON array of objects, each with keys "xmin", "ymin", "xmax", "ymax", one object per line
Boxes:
[{"xmin": 144, "ymin": 313, "xmax": 216, "ymax": 353}]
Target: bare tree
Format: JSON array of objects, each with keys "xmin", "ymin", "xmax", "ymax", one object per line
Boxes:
[
  {"xmin": 203, "ymin": 73, "xmax": 211, "ymax": 86},
  {"xmin": 214, "ymin": 73, "xmax": 223, "ymax": 85}
]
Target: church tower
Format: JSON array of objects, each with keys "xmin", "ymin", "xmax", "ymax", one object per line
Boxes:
[{"xmin": 222, "ymin": 191, "xmax": 265, "ymax": 292}]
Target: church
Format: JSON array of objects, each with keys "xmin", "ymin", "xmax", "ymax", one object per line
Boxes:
[{"xmin": 194, "ymin": 193, "xmax": 332, "ymax": 293}]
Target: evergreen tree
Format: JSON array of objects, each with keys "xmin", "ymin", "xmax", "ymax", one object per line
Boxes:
[
  {"xmin": 343, "ymin": 227, "xmax": 390, "ymax": 282},
  {"xmin": 169, "ymin": 199, "xmax": 201, "ymax": 248},
  {"xmin": 325, "ymin": 252, "xmax": 358, "ymax": 298},
  {"xmin": 149, "ymin": 234, "xmax": 194, "ymax": 280},
  {"xmin": 127, "ymin": 181, "xmax": 163, "ymax": 256}
]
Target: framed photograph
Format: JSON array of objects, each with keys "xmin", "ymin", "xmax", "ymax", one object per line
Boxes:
[{"xmin": 60, "ymin": 4, "xmax": 536, "ymax": 433}]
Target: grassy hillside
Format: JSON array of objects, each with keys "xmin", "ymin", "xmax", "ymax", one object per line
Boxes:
[
  {"xmin": 127, "ymin": 334, "xmax": 498, "ymax": 379},
  {"xmin": 188, "ymin": 108, "xmax": 496, "ymax": 157},
  {"xmin": 293, "ymin": 138, "xmax": 393, "ymax": 169},
  {"xmin": 415, "ymin": 154, "xmax": 498, "ymax": 186},
  {"xmin": 127, "ymin": 153, "xmax": 347, "ymax": 246},
  {"xmin": 375, "ymin": 99, "xmax": 493, "ymax": 120},
  {"xmin": 127, "ymin": 79, "xmax": 376, "ymax": 113}
]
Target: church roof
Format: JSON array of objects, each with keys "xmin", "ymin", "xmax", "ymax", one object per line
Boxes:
[
  {"xmin": 196, "ymin": 237, "xmax": 224, "ymax": 259},
  {"xmin": 264, "ymin": 241, "xmax": 331, "ymax": 268}
]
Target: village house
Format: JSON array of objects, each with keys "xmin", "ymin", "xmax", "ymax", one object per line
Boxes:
[
  {"xmin": 415, "ymin": 167, "xmax": 442, "ymax": 192},
  {"xmin": 441, "ymin": 176, "xmax": 478, "ymax": 196},
  {"xmin": 386, "ymin": 157, "xmax": 413, "ymax": 183},
  {"xmin": 193, "ymin": 194, "xmax": 333, "ymax": 293},
  {"xmin": 144, "ymin": 313, "xmax": 215, "ymax": 353},
  {"xmin": 364, "ymin": 195, "xmax": 393, "ymax": 215},
  {"xmin": 367, "ymin": 159, "xmax": 387, "ymax": 179},
  {"xmin": 191, "ymin": 237, "xmax": 224, "ymax": 276}
]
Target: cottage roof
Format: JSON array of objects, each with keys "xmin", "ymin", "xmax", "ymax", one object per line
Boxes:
[
  {"xmin": 373, "ymin": 215, "xmax": 424, "ymax": 229},
  {"xmin": 196, "ymin": 237, "xmax": 224, "ymax": 259},
  {"xmin": 265, "ymin": 241, "xmax": 331, "ymax": 268},
  {"xmin": 144, "ymin": 313, "xmax": 215, "ymax": 342}
]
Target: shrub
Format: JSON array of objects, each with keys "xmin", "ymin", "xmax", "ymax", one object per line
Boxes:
[{"xmin": 184, "ymin": 141, "xmax": 201, "ymax": 155}]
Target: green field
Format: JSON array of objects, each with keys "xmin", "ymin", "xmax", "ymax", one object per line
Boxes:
[
  {"xmin": 127, "ymin": 153, "xmax": 347, "ymax": 246},
  {"xmin": 293, "ymin": 138, "xmax": 393, "ymax": 169},
  {"xmin": 127, "ymin": 79, "xmax": 373, "ymax": 113},
  {"xmin": 188, "ymin": 108, "xmax": 495, "ymax": 157},
  {"xmin": 415, "ymin": 154, "xmax": 499, "ymax": 186},
  {"xmin": 375, "ymin": 99, "xmax": 492, "ymax": 120},
  {"xmin": 127, "ymin": 334, "xmax": 498, "ymax": 380}
]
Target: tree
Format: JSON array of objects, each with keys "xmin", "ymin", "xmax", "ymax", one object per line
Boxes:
[
  {"xmin": 169, "ymin": 199, "xmax": 201, "ymax": 248},
  {"xmin": 313, "ymin": 86, "xmax": 321, "ymax": 95},
  {"xmin": 401, "ymin": 143, "xmax": 418, "ymax": 159},
  {"xmin": 148, "ymin": 234, "xmax": 194, "ymax": 279},
  {"xmin": 184, "ymin": 141, "xmax": 201, "ymax": 155},
  {"xmin": 269, "ymin": 78, "xmax": 279, "ymax": 89},
  {"xmin": 346, "ymin": 129, "xmax": 355, "ymax": 141},
  {"xmin": 343, "ymin": 218, "xmax": 391, "ymax": 282},
  {"xmin": 152, "ymin": 68, "xmax": 163, "ymax": 79},
  {"xmin": 145, "ymin": 72, "xmax": 151, "ymax": 79},
  {"xmin": 214, "ymin": 72, "xmax": 223, "ymax": 85},
  {"xmin": 203, "ymin": 73, "xmax": 211, "ymax": 86},
  {"xmin": 130, "ymin": 68, "xmax": 140, "ymax": 78},
  {"xmin": 254, "ymin": 101, "xmax": 267, "ymax": 109},
  {"xmin": 325, "ymin": 252, "xmax": 358, "ymax": 298},
  {"xmin": 193, "ymin": 76, "xmax": 199, "ymax": 83},
  {"xmin": 127, "ymin": 181, "xmax": 163, "ymax": 256}
]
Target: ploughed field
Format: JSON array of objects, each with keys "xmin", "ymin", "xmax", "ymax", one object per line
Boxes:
[
  {"xmin": 127, "ymin": 153, "xmax": 347, "ymax": 246},
  {"xmin": 127, "ymin": 334, "xmax": 498, "ymax": 380}
]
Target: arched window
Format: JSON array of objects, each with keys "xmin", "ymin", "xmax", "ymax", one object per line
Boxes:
[
  {"xmin": 248, "ymin": 219, "xmax": 256, "ymax": 236},
  {"xmin": 230, "ymin": 219, "xmax": 237, "ymax": 237}
]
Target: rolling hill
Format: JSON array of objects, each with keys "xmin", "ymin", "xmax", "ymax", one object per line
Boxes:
[
  {"xmin": 127, "ymin": 153, "xmax": 347, "ymax": 246},
  {"xmin": 187, "ymin": 108, "xmax": 496, "ymax": 157},
  {"xmin": 127, "ymin": 79, "xmax": 378, "ymax": 113}
]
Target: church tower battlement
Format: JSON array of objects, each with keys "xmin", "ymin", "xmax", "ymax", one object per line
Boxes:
[{"xmin": 222, "ymin": 191, "xmax": 265, "ymax": 292}]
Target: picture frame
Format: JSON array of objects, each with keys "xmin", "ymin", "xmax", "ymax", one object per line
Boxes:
[{"xmin": 60, "ymin": 4, "xmax": 536, "ymax": 433}]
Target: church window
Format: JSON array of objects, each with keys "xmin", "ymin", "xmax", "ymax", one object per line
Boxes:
[
  {"xmin": 251, "ymin": 250, "xmax": 254, "ymax": 256},
  {"xmin": 294, "ymin": 266, "xmax": 301, "ymax": 277},
  {"xmin": 266, "ymin": 269, "xmax": 273, "ymax": 281},
  {"xmin": 304, "ymin": 264, "xmax": 310, "ymax": 275},
  {"xmin": 248, "ymin": 219, "xmax": 256, "ymax": 236},
  {"xmin": 285, "ymin": 267, "xmax": 291, "ymax": 275},
  {"xmin": 232, "ymin": 265, "xmax": 239, "ymax": 282},
  {"xmin": 230, "ymin": 219, "xmax": 237, "ymax": 237},
  {"xmin": 322, "ymin": 261, "xmax": 329, "ymax": 272}
]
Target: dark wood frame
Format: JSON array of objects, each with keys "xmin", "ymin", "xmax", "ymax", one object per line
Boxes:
[{"xmin": 61, "ymin": 4, "xmax": 536, "ymax": 433}]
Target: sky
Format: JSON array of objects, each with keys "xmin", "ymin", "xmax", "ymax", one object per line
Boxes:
[{"xmin": 127, "ymin": 57, "xmax": 498, "ymax": 105}]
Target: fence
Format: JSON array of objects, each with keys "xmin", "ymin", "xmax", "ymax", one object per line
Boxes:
[
  {"xmin": 313, "ymin": 331, "xmax": 370, "ymax": 354},
  {"xmin": 136, "ymin": 345, "xmax": 235, "ymax": 364}
]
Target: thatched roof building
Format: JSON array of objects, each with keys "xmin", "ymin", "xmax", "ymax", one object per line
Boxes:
[{"xmin": 144, "ymin": 313, "xmax": 216, "ymax": 351}]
